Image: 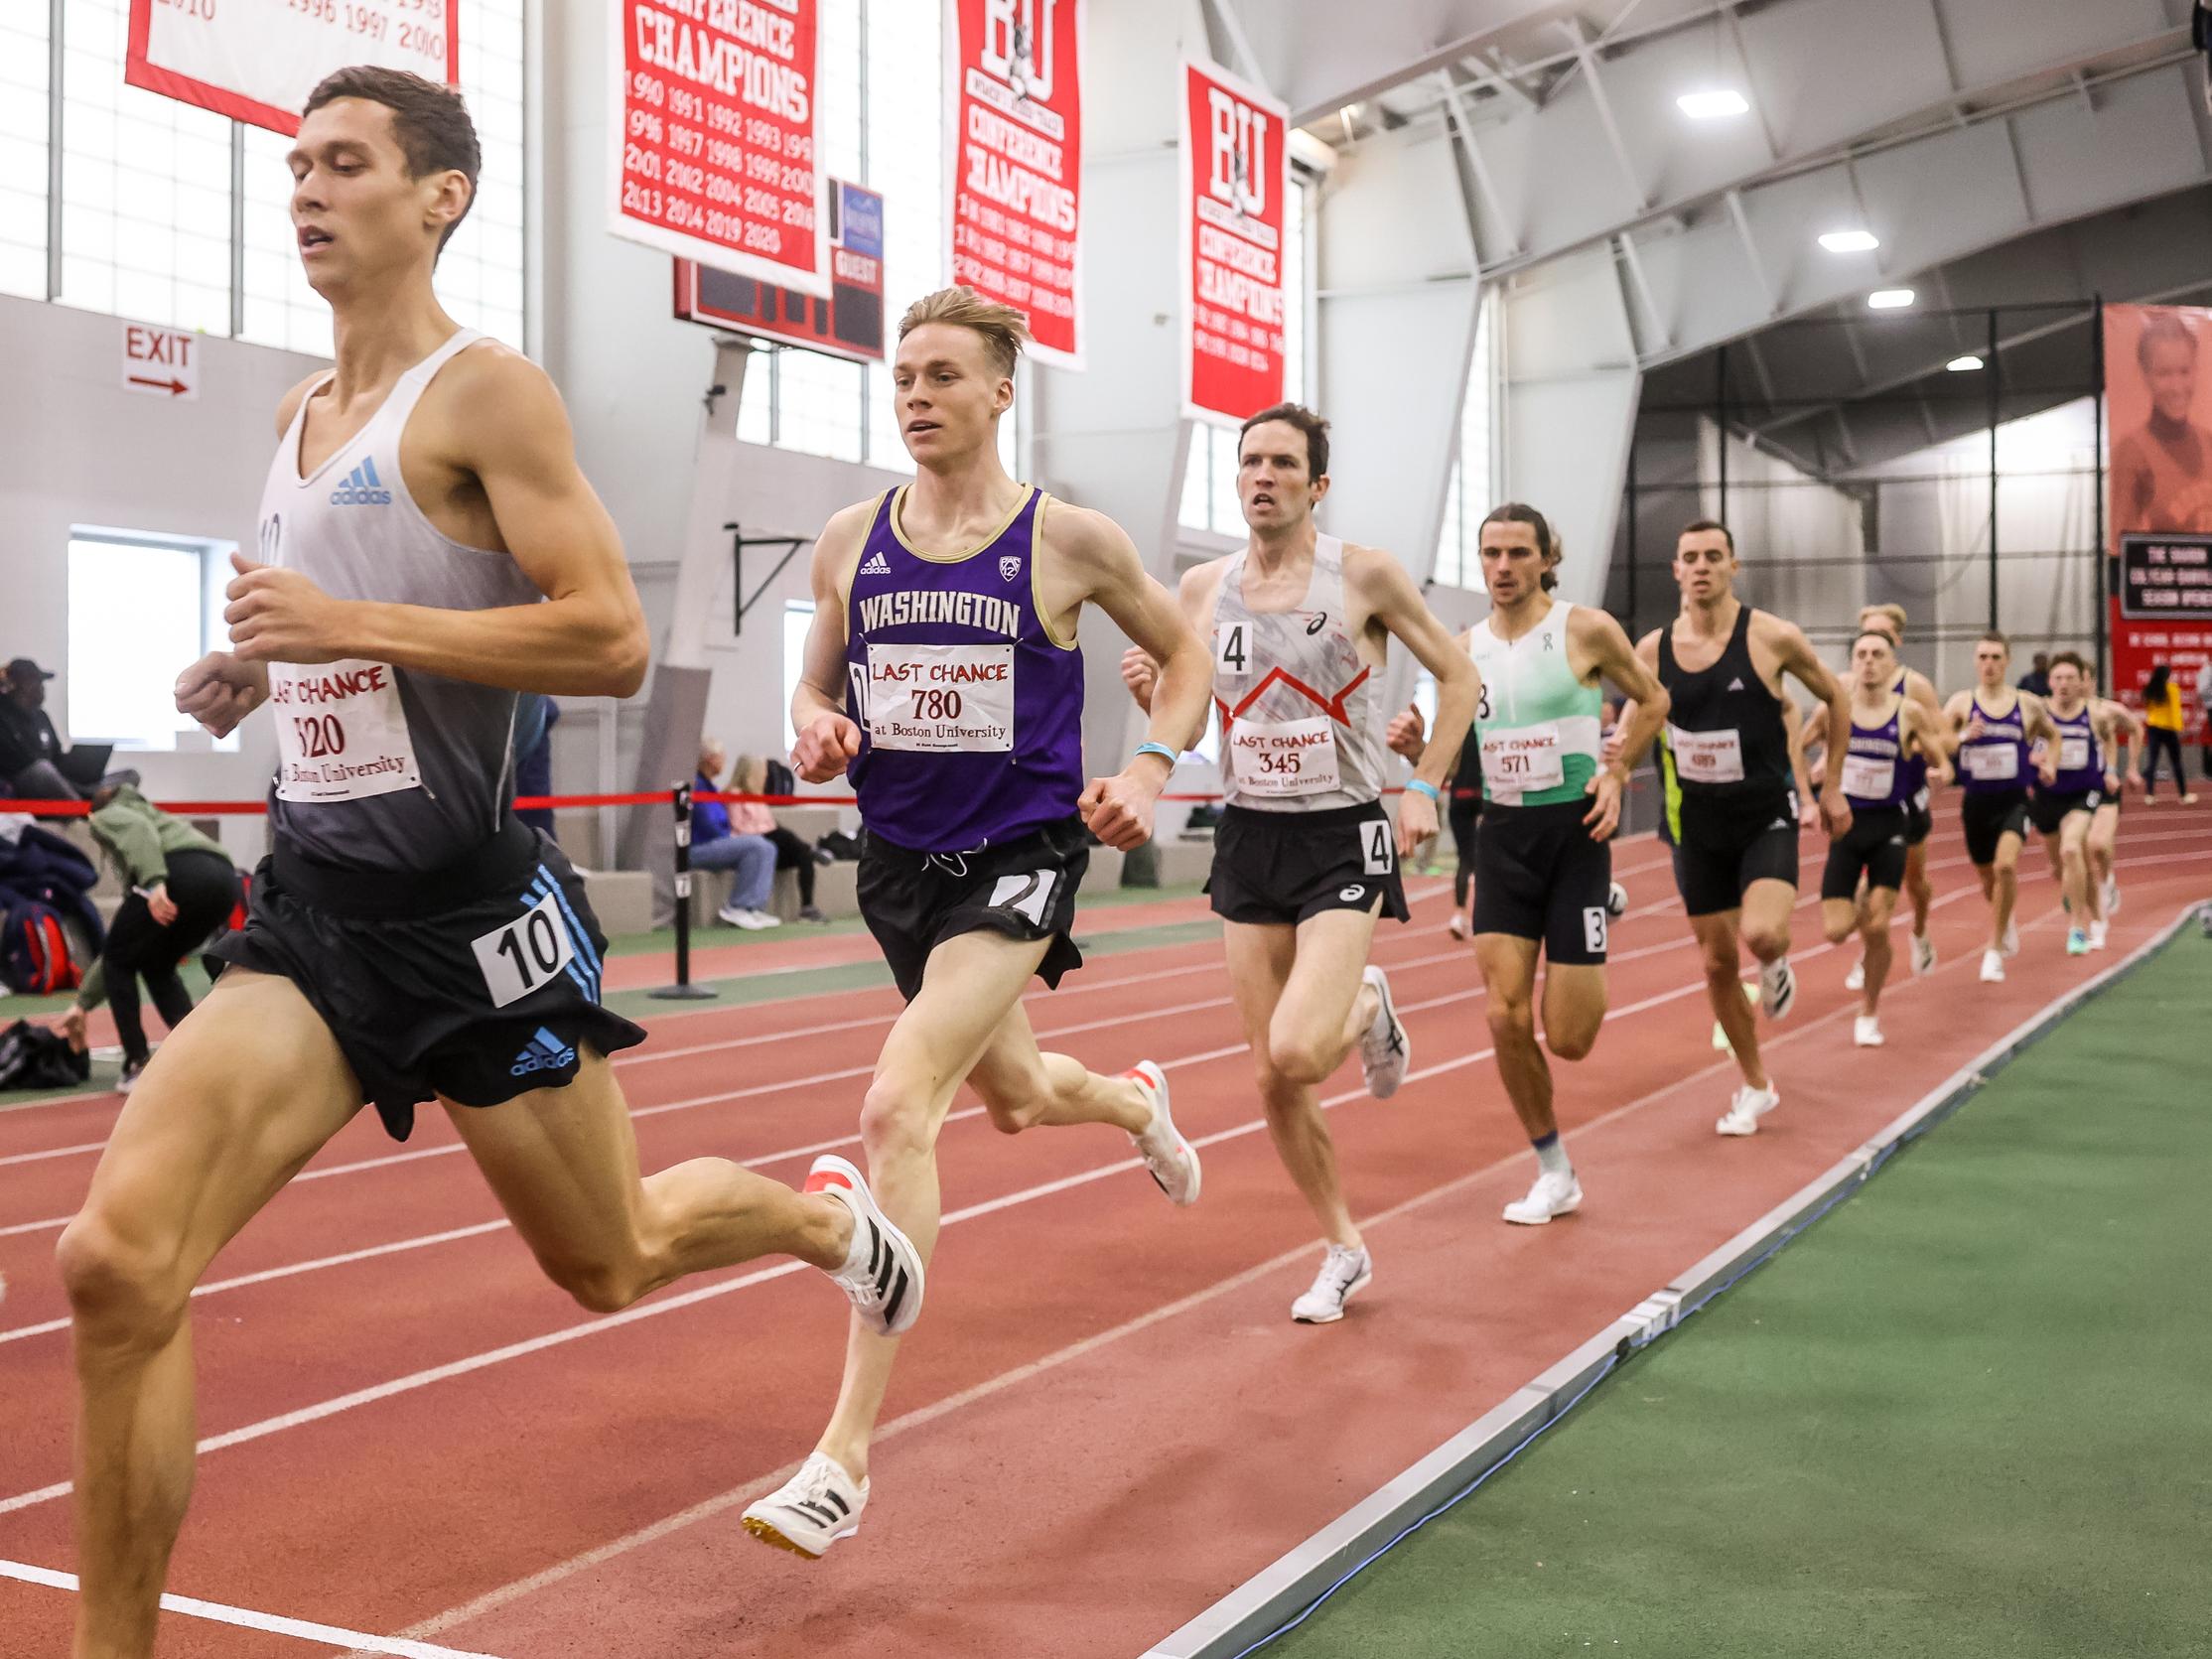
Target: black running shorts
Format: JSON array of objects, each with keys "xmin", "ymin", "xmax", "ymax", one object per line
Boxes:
[
  {"xmin": 1960, "ymin": 789, "xmax": 2030, "ymax": 866},
  {"xmin": 1904, "ymin": 786, "xmax": 1933, "ymax": 847},
  {"xmin": 2027, "ymin": 786, "xmax": 2102, "ymax": 837},
  {"xmin": 1819, "ymin": 805, "xmax": 1910, "ymax": 900},
  {"xmin": 1205, "ymin": 800, "xmax": 1410, "ymax": 929},
  {"xmin": 1469, "ymin": 799, "xmax": 1612, "ymax": 964},
  {"xmin": 207, "ymin": 818, "xmax": 645, "ymax": 1142},
  {"xmin": 858, "ymin": 814, "xmax": 1088, "ymax": 1002},
  {"xmin": 1669, "ymin": 798, "xmax": 1800, "ymax": 918}
]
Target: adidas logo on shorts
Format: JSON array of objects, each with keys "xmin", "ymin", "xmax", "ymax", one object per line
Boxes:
[
  {"xmin": 859, "ymin": 550, "xmax": 892, "ymax": 577},
  {"xmin": 509, "ymin": 1026, "xmax": 577, "ymax": 1077}
]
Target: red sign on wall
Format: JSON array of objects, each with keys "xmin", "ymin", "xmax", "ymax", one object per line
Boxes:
[
  {"xmin": 610, "ymin": 0, "xmax": 829, "ymax": 297},
  {"xmin": 126, "ymin": 0, "xmax": 458, "ymax": 135},
  {"xmin": 945, "ymin": 0, "xmax": 1084, "ymax": 367},
  {"xmin": 1181, "ymin": 59, "xmax": 1288, "ymax": 426},
  {"xmin": 2104, "ymin": 302, "xmax": 2212, "ymax": 730}
]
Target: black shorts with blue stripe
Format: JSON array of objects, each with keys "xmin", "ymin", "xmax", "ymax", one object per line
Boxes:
[{"xmin": 208, "ymin": 816, "xmax": 645, "ymax": 1142}]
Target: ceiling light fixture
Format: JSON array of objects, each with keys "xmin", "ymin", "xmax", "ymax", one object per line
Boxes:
[
  {"xmin": 1947, "ymin": 354, "xmax": 1985, "ymax": 371},
  {"xmin": 1867, "ymin": 288, "xmax": 1915, "ymax": 310},
  {"xmin": 1677, "ymin": 89, "xmax": 1749, "ymax": 119},
  {"xmin": 1819, "ymin": 229, "xmax": 1880, "ymax": 253}
]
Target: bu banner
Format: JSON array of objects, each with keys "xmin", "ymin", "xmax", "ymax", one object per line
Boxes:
[
  {"xmin": 2103, "ymin": 302, "xmax": 2212, "ymax": 729},
  {"xmin": 945, "ymin": 0, "xmax": 1084, "ymax": 366},
  {"xmin": 673, "ymin": 180, "xmax": 886, "ymax": 364},
  {"xmin": 610, "ymin": 0, "xmax": 829, "ymax": 297},
  {"xmin": 126, "ymin": 0, "xmax": 458, "ymax": 135},
  {"xmin": 1181, "ymin": 60, "xmax": 1288, "ymax": 425}
]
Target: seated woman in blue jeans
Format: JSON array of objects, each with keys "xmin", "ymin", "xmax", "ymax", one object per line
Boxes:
[{"xmin": 691, "ymin": 740, "xmax": 779, "ymax": 928}]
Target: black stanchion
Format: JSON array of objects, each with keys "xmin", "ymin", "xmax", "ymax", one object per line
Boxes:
[{"xmin": 650, "ymin": 779, "xmax": 718, "ymax": 1001}]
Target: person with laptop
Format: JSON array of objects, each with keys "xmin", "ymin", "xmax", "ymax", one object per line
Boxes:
[{"xmin": 1, "ymin": 657, "xmax": 120, "ymax": 804}]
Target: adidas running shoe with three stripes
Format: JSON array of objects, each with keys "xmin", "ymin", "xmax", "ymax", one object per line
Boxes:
[
  {"xmin": 743, "ymin": 1452, "xmax": 867, "ymax": 1558},
  {"xmin": 808, "ymin": 1154, "xmax": 924, "ymax": 1337}
]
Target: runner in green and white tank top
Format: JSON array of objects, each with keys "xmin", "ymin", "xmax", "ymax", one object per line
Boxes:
[{"xmin": 1466, "ymin": 601, "xmax": 1604, "ymax": 807}]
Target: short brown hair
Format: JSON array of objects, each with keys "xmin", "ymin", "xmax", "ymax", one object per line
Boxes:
[
  {"xmin": 2048, "ymin": 649, "xmax": 2090, "ymax": 677},
  {"xmin": 1979, "ymin": 629, "xmax": 2010, "ymax": 651},
  {"xmin": 898, "ymin": 286, "xmax": 1030, "ymax": 377},
  {"xmin": 1679, "ymin": 518, "xmax": 1734, "ymax": 552},
  {"xmin": 303, "ymin": 67, "xmax": 481, "ymax": 252},
  {"xmin": 1238, "ymin": 403, "xmax": 1330, "ymax": 479}
]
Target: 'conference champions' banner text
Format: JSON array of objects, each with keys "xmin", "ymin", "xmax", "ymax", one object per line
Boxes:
[
  {"xmin": 126, "ymin": 0, "xmax": 458, "ymax": 134},
  {"xmin": 1181, "ymin": 59, "xmax": 1287, "ymax": 425}
]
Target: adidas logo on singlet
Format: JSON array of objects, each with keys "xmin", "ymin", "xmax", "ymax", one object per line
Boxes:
[
  {"xmin": 329, "ymin": 457, "xmax": 392, "ymax": 506},
  {"xmin": 859, "ymin": 550, "xmax": 892, "ymax": 577}
]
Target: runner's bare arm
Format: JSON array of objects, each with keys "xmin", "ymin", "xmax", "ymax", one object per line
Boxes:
[
  {"xmin": 1766, "ymin": 619, "xmax": 1853, "ymax": 833},
  {"xmin": 1783, "ymin": 701, "xmax": 1822, "ymax": 826},
  {"xmin": 1383, "ymin": 627, "xmax": 1470, "ymax": 766},
  {"xmin": 788, "ymin": 501, "xmax": 878, "ymax": 781},
  {"xmin": 1056, "ymin": 506, "xmax": 1208, "ymax": 849},
  {"xmin": 1572, "ymin": 608, "xmax": 1667, "ymax": 840},
  {"xmin": 1350, "ymin": 547, "xmax": 1476, "ymax": 848},
  {"xmin": 226, "ymin": 354, "xmax": 649, "ymax": 697},
  {"xmin": 1122, "ymin": 559, "xmax": 1225, "ymax": 716}
]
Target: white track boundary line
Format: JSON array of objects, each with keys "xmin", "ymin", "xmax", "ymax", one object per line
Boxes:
[{"xmin": 0, "ymin": 1558, "xmax": 505, "ymax": 1658}]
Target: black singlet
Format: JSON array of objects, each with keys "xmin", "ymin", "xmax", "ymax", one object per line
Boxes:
[{"xmin": 1657, "ymin": 603, "xmax": 1795, "ymax": 844}]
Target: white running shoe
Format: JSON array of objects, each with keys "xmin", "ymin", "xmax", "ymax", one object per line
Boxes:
[
  {"xmin": 1502, "ymin": 1168, "xmax": 1582, "ymax": 1225},
  {"xmin": 1290, "ymin": 1244, "xmax": 1372, "ymax": 1324},
  {"xmin": 2103, "ymin": 876, "xmax": 2121, "ymax": 916},
  {"xmin": 742, "ymin": 1452, "xmax": 867, "ymax": 1559},
  {"xmin": 716, "ymin": 901, "xmax": 750, "ymax": 926},
  {"xmin": 1758, "ymin": 957, "xmax": 1796, "ymax": 1021},
  {"xmin": 1358, "ymin": 965, "xmax": 1410, "ymax": 1099},
  {"xmin": 1125, "ymin": 1061, "xmax": 1200, "ymax": 1206},
  {"xmin": 1605, "ymin": 882, "xmax": 1628, "ymax": 919},
  {"xmin": 1717, "ymin": 1084, "xmax": 1780, "ymax": 1137},
  {"xmin": 1853, "ymin": 1015, "xmax": 1884, "ymax": 1048},
  {"xmin": 1843, "ymin": 958, "xmax": 1866, "ymax": 992},
  {"xmin": 2088, "ymin": 918, "xmax": 2109, "ymax": 952},
  {"xmin": 1980, "ymin": 948, "xmax": 2005, "ymax": 984},
  {"xmin": 1447, "ymin": 908, "xmax": 1469, "ymax": 941},
  {"xmin": 2001, "ymin": 919, "xmax": 2019, "ymax": 958},
  {"xmin": 1910, "ymin": 933, "xmax": 1936, "ymax": 976},
  {"xmin": 808, "ymin": 1155, "xmax": 925, "ymax": 1337}
]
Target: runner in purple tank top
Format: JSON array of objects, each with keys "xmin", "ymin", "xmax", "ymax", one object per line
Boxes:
[
  {"xmin": 1943, "ymin": 631, "xmax": 2060, "ymax": 983},
  {"xmin": 750, "ymin": 287, "xmax": 1212, "ymax": 1558}
]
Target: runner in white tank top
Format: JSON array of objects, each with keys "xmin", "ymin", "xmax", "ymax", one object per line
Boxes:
[
  {"xmin": 61, "ymin": 74, "xmax": 922, "ymax": 1655},
  {"xmin": 1124, "ymin": 402, "xmax": 1477, "ymax": 1324}
]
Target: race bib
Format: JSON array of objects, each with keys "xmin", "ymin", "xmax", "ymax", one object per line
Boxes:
[
  {"xmin": 1227, "ymin": 715, "xmax": 1340, "ymax": 798},
  {"xmin": 1840, "ymin": 753, "xmax": 1894, "ymax": 801},
  {"xmin": 269, "ymin": 659, "xmax": 422, "ymax": 803},
  {"xmin": 1963, "ymin": 744, "xmax": 2019, "ymax": 781},
  {"xmin": 1668, "ymin": 725, "xmax": 1745, "ymax": 784},
  {"xmin": 470, "ymin": 890, "xmax": 577, "ymax": 1010},
  {"xmin": 861, "ymin": 643, "xmax": 1014, "ymax": 753},
  {"xmin": 1479, "ymin": 723, "xmax": 1566, "ymax": 796},
  {"xmin": 2058, "ymin": 735, "xmax": 2092, "ymax": 771}
]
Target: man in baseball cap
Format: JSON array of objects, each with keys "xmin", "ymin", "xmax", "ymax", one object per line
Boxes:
[{"xmin": 2, "ymin": 657, "xmax": 86, "ymax": 805}]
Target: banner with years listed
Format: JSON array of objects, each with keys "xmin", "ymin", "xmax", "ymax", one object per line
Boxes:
[{"xmin": 1181, "ymin": 58, "xmax": 1288, "ymax": 426}]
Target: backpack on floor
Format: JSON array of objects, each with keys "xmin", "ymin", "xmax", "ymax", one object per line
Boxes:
[
  {"xmin": 762, "ymin": 759, "xmax": 796, "ymax": 798},
  {"xmin": 2, "ymin": 898, "xmax": 80, "ymax": 996},
  {"xmin": 0, "ymin": 1019, "xmax": 90, "ymax": 1090}
]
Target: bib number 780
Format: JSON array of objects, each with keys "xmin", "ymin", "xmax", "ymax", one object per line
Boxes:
[{"xmin": 471, "ymin": 891, "xmax": 577, "ymax": 1009}]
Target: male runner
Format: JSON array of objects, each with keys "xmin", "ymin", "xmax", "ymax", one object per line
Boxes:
[
  {"xmin": 2085, "ymin": 683, "xmax": 2145, "ymax": 929},
  {"xmin": 1386, "ymin": 504, "xmax": 1668, "ymax": 1221},
  {"xmin": 2028, "ymin": 651, "xmax": 2134, "ymax": 955},
  {"xmin": 1943, "ymin": 631, "xmax": 2059, "ymax": 983},
  {"xmin": 1615, "ymin": 520, "xmax": 1852, "ymax": 1136},
  {"xmin": 744, "ymin": 286, "xmax": 1211, "ymax": 1553},
  {"xmin": 1842, "ymin": 604, "xmax": 1947, "ymax": 988},
  {"xmin": 1820, "ymin": 630, "xmax": 1945, "ymax": 1047},
  {"xmin": 57, "ymin": 71, "xmax": 920, "ymax": 1659},
  {"xmin": 1121, "ymin": 402, "xmax": 1476, "ymax": 1322}
]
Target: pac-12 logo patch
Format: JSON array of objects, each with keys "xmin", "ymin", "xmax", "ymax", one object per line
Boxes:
[{"xmin": 1000, "ymin": 555, "xmax": 1022, "ymax": 583}]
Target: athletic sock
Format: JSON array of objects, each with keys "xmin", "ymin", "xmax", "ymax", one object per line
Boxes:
[{"xmin": 1532, "ymin": 1131, "xmax": 1571, "ymax": 1176}]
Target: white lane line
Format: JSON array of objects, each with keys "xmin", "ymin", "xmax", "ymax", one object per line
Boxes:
[{"xmin": 0, "ymin": 1557, "xmax": 505, "ymax": 1658}]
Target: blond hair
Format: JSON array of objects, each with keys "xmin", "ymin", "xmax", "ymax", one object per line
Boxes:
[
  {"xmin": 1859, "ymin": 602, "xmax": 1907, "ymax": 632},
  {"xmin": 898, "ymin": 286, "xmax": 1030, "ymax": 378}
]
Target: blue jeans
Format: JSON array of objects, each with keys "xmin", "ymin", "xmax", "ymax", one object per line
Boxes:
[{"xmin": 693, "ymin": 833, "xmax": 775, "ymax": 909}]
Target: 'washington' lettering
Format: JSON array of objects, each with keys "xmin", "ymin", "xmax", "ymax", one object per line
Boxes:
[{"xmin": 859, "ymin": 590, "xmax": 1023, "ymax": 637}]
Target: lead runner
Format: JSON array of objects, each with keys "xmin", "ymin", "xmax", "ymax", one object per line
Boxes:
[{"xmin": 743, "ymin": 287, "xmax": 1212, "ymax": 1556}]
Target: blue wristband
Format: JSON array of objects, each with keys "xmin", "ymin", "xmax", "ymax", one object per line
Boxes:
[
  {"xmin": 1406, "ymin": 778, "xmax": 1442, "ymax": 804},
  {"xmin": 1134, "ymin": 742, "xmax": 1177, "ymax": 767}
]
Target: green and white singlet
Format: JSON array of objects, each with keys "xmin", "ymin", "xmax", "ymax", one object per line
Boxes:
[{"xmin": 1465, "ymin": 601, "xmax": 1602, "ymax": 807}]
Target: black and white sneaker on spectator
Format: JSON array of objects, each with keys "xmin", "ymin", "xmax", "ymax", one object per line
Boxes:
[
  {"xmin": 808, "ymin": 1155, "xmax": 924, "ymax": 1337},
  {"xmin": 1290, "ymin": 1244, "xmax": 1372, "ymax": 1324},
  {"xmin": 1359, "ymin": 965, "xmax": 1410, "ymax": 1098},
  {"xmin": 742, "ymin": 1452, "xmax": 867, "ymax": 1559}
]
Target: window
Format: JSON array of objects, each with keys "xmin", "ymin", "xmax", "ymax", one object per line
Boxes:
[
  {"xmin": 782, "ymin": 600, "xmax": 818, "ymax": 745},
  {"xmin": 1178, "ymin": 175, "xmax": 1312, "ymax": 535},
  {"xmin": 4, "ymin": 0, "xmax": 526, "ymax": 347},
  {"xmin": 66, "ymin": 529, "xmax": 237, "ymax": 752},
  {"xmin": 1433, "ymin": 288, "xmax": 1500, "ymax": 589}
]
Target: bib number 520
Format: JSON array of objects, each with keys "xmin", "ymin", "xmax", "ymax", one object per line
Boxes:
[{"xmin": 471, "ymin": 891, "xmax": 578, "ymax": 1009}]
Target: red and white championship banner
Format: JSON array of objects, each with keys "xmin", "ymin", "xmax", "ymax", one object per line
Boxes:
[
  {"xmin": 945, "ymin": 0, "xmax": 1084, "ymax": 367},
  {"xmin": 1181, "ymin": 59, "xmax": 1288, "ymax": 425},
  {"xmin": 610, "ymin": 0, "xmax": 829, "ymax": 297},
  {"xmin": 126, "ymin": 0, "xmax": 458, "ymax": 135}
]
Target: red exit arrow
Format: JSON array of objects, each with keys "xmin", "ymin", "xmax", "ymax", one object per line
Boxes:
[{"xmin": 128, "ymin": 374, "xmax": 188, "ymax": 395}]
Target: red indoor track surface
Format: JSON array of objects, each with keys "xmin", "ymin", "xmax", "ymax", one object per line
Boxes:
[{"xmin": 3, "ymin": 804, "xmax": 2207, "ymax": 1658}]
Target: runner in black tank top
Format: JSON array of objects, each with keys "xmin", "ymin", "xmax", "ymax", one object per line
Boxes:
[{"xmin": 1616, "ymin": 520, "xmax": 1852, "ymax": 1138}]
